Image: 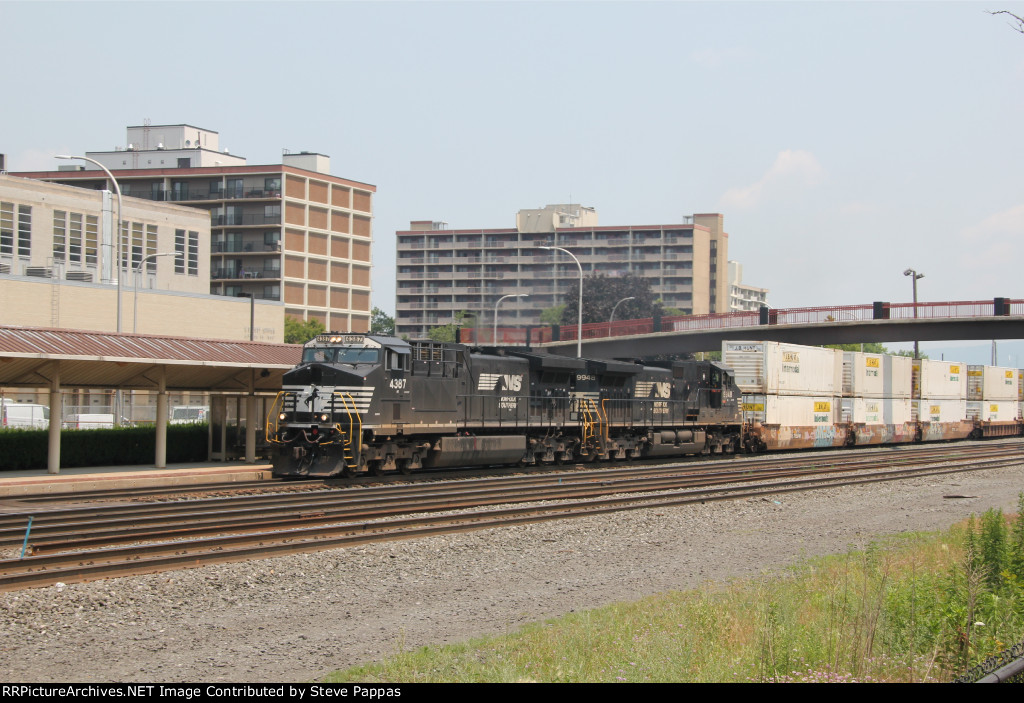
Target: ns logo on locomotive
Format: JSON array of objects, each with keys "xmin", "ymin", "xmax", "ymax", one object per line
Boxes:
[{"xmin": 267, "ymin": 333, "xmax": 742, "ymax": 478}]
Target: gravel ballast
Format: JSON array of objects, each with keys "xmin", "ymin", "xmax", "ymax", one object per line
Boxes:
[{"xmin": 1, "ymin": 459, "xmax": 1022, "ymax": 683}]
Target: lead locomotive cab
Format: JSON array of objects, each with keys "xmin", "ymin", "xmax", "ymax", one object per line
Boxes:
[{"xmin": 268, "ymin": 332, "xmax": 412, "ymax": 477}]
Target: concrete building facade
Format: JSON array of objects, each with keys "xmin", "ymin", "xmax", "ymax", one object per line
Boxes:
[
  {"xmin": 395, "ymin": 205, "xmax": 730, "ymax": 339},
  {"xmin": 0, "ymin": 174, "xmax": 282, "ymax": 341},
  {"xmin": 13, "ymin": 123, "xmax": 376, "ymax": 333}
]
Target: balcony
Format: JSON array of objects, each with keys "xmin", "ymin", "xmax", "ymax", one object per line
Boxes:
[
  {"xmin": 120, "ymin": 188, "xmax": 282, "ymax": 203},
  {"xmin": 211, "ymin": 268, "xmax": 281, "ymax": 281},
  {"xmin": 212, "ymin": 214, "xmax": 282, "ymax": 227},
  {"xmin": 212, "ymin": 242, "xmax": 282, "ymax": 254}
]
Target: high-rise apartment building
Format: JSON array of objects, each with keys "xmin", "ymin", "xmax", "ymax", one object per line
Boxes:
[
  {"xmin": 395, "ymin": 205, "xmax": 731, "ymax": 339},
  {"xmin": 14, "ymin": 123, "xmax": 376, "ymax": 332},
  {"xmin": 727, "ymin": 260, "xmax": 769, "ymax": 312}
]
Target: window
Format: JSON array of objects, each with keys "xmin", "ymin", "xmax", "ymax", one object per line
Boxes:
[
  {"xmin": 264, "ymin": 205, "xmax": 281, "ymax": 223},
  {"xmin": 0, "ymin": 202, "xmax": 13, "ymax": 255},
  {"xmin": 187, "ymin": 230, "xmax": 199, "ymax": 276},
  {"xmin": 175, "ymin": 229, "xmax": 186, "ymax": 274},
  {"xmin": 131, "ymin": 222, "xmax": 144, "ymax": 271},
  {"xmin": 146, "ymin": 225, "xmax": 157, "ymax": 272},
  {"xmin": 69, "ymin": 213, "xmax": 83, "ymax": 264},
  {"xmin": 265, "ymin": 177, "xmax": 281, "ymax": 193},
  {"xmin": 85, "ymin": 216, "xmax": 98, "ymax": 266},
  {"xmin": 226, "ymin": 178, "xmax": 243, "ymax": 198},
  {"xmin": 52, "ymin": 211, "xmax": 67, "ymax": 261},
  {"xmin": 16, "ymin": 205, "xmax": 30, "ymax": 257}
]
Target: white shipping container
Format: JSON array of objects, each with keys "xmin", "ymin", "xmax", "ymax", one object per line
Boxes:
[
  {"xmin": 967, "ymin": 365, "xmax": 1018, "ymax": 402},
  {"xmin": 741, "ymin": 394, "xmax": 838, "ymax": 426},
  {"xmin": 723, "ymin": 341, "xmax": 842, "ymax": 396},
  {"xmin": 841, "ymin": 352, "xmax": 913, "ymax": 399},
  {"xmin": 913, "ymin": 399, "xmax": 968, "ymax": 423},
  {"xmin": 967, "ymin": 401, "xmax": 1019, "ymax": 423},
  {"xmin": 912, "ymin": 360, "xmax": 968, "ymax": 400},
  {"xmin": 841, "ymin": 397, "xmax": 913, "ymax": 425}
]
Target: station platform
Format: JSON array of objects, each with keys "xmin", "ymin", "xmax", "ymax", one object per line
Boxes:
[{"xmin": 0, "ymin": 461, "xmax": 274, "ymax": 498}]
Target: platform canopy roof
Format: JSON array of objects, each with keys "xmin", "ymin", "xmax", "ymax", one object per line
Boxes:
[{"xmin": 0, "ymin": 326, "xmax": 301, "ymax": 392}]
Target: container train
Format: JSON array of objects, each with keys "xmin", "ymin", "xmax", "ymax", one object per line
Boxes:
[{"xmin": 266, "ymin": 334, "xmax": 1023, "ymax": 479}]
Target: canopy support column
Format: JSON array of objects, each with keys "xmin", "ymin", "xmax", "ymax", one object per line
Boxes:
[
  {"xmin": 47, "ymin": 361, "xmax": 61, "ymax": 475},
  {"xmin": 155, "ymin": 365, "xmax": 168, "ymax": 469}
]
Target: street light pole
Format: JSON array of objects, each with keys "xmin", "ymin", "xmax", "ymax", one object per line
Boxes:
[
  {"xmin": 134, "ymin": 252, "xmax": 183, "ymax": 333},
  {"xmin": 56, "ymin": 155, "xmax": 124, "ymax": 333},
  {"xmin": 903, "ymin": 268, "xmax": 925, "ymax": 359},
  {"xmin": 493, "ymin": 293, "xmax": 528, "ymax": 345},
  {"xmin": 540, "ymin": 245, "xmax": 583, "ymax": 357},
  {"xmin": 609, "ymin": 296, "xmax": 635, "ymax": 337}
]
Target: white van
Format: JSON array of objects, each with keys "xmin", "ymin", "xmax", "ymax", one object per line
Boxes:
[
  {"xmin": 63, "ymin": 413, "xmax": 126, "ymax": 429},
  {"xmin": 0, "ymin": 401, "xmax": 50, "ymax": 429}
]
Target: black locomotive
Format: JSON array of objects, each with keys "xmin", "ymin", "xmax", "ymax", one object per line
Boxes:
[{"xmin": 268, "ymin": 333, "xmax": 743, "ymax": 478}]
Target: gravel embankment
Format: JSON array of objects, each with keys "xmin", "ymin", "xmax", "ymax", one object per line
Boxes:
[{"xmin": 1, "ymin": 458, "xmax": 1022, "ymax": 683}]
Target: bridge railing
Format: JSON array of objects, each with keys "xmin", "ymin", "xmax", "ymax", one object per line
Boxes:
[{"xmin": 463, "ymin": 298, "xmax": 1024, "ymax": 346}]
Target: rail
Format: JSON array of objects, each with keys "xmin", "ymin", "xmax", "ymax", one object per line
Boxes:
[{"xmin": 467, "ymin": 298, "xmax": 1024, "ymax": 346}]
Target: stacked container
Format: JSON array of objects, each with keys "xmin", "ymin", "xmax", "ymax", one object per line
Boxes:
[
  {"xmin": 966, "ymin": 365, "xmax": 1019, "ymax": 424},
  {"xmin": 723, "ymin": 341, "xmax": 844, "ymax": 448},
  {"xmin": 840, "ymin": 352, "xmax": 914, "ymax": 442},
  {"xmin": 1019, "ymin": 369, "xmax": 1024, "ymax": 421},
  {"xmin": 911, "ymin": 359, "xmax": 971, "ymax": 439}
]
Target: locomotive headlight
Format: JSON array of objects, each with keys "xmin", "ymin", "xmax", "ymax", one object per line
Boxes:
[
  {"xmin": 319, "ymin": 413, "xmax": 329, "ymax": 422},
  {"xmin": 279, "ymin": 413, "xmax": 287, "ymax": 421}
]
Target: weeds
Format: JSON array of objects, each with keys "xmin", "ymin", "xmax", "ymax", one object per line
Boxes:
[{"xmin": 325, "ymin": 494, "xmax": 1024, "ymax": 683}]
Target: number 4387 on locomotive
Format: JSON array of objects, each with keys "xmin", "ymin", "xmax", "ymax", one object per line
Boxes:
[{"xmin": 266, "ymin": 333, "xmax": 743, "ymax": 478}]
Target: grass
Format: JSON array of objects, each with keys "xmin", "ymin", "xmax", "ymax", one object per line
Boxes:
[{"xmin": 323, "ymin": 500, "xmax": 1024, "ymax": 683}]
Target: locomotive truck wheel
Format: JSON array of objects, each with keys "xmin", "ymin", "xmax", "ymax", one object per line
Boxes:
[
  {"xmin": 367, "ymin": 459, "xmax": 385, "ymax": 476},
  {"xmin": 396, "ymin": 458, "xmax": 413, "ymax": 475}
]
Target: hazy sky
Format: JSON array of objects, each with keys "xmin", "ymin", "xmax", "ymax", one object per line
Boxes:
[{"xmin": 5, "ymin": 0, "xmax": 1024, "ymax": 336}]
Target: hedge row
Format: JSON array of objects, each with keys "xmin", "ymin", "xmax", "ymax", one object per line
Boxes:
[{"xmin": 0, "ymin": 424, "xmax": 209, "ymax": 471}]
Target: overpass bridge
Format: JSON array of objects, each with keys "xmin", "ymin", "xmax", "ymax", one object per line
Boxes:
[{"xmin": 464, "ymin": 298, "xmax": 1024, "ymax": 357}]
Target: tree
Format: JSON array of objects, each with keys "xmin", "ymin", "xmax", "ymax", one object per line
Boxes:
[
  {"xmin": 370, "ymin": 307, "xmax": 395, "ymax": 336},
  {"xmin": 427, "ymin": 311, "xmax": 473, "ymax": 343},
  {"xmin": 284, "ymin": 316, "xmax": 325, "ymax": 344},
  {"xmin": 539, "ymin": 305, "xmax": 566, "ymax": 325},
  {"xmin": 559, "ymin": 273, "xmax": 662, "ymax": 325},
  {"xmin": 825, "ymin": 342, "xmax": 889, "ymax": 353}
]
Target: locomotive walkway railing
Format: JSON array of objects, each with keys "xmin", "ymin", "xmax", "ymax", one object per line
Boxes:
[{"xmin": 463, "ymin": 298, "xmax": 1024, "ymax": 346}]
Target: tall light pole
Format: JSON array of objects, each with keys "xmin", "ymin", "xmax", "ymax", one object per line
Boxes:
[
  {"xmin": 134, "ymin": 252, "xmax": 183, "ymax": 333},
  {"xmin": 609, "ymin": 296, "xmax": 635, "ymax": 337},
  {"xmin": 540, "ymin": 245, "xmax": 583, "ymax": 357},
  {"xmin": 493, "ymin": 293, "xmax": 528, "ymax": 345},
  {"xmin": 56, "ymin": 155, "xmax": 124, "ymax": 333},
  {"xmin": 903, "ymin": 268, "xmax": 924, "ymax": 359}
]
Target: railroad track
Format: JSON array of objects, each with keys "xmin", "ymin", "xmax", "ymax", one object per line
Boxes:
[
  {"xmin": 1, "ymin": 442, "xmax": 1021, "ymax": 591},
  {"xmin": 0, "ymin": 443, "xmax": 1011, "ymax": 548}
]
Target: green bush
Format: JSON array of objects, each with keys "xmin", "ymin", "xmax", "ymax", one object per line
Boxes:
[{"xmin": 0, "ymin": 424, "xmax": 209, "ymax": 470}]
